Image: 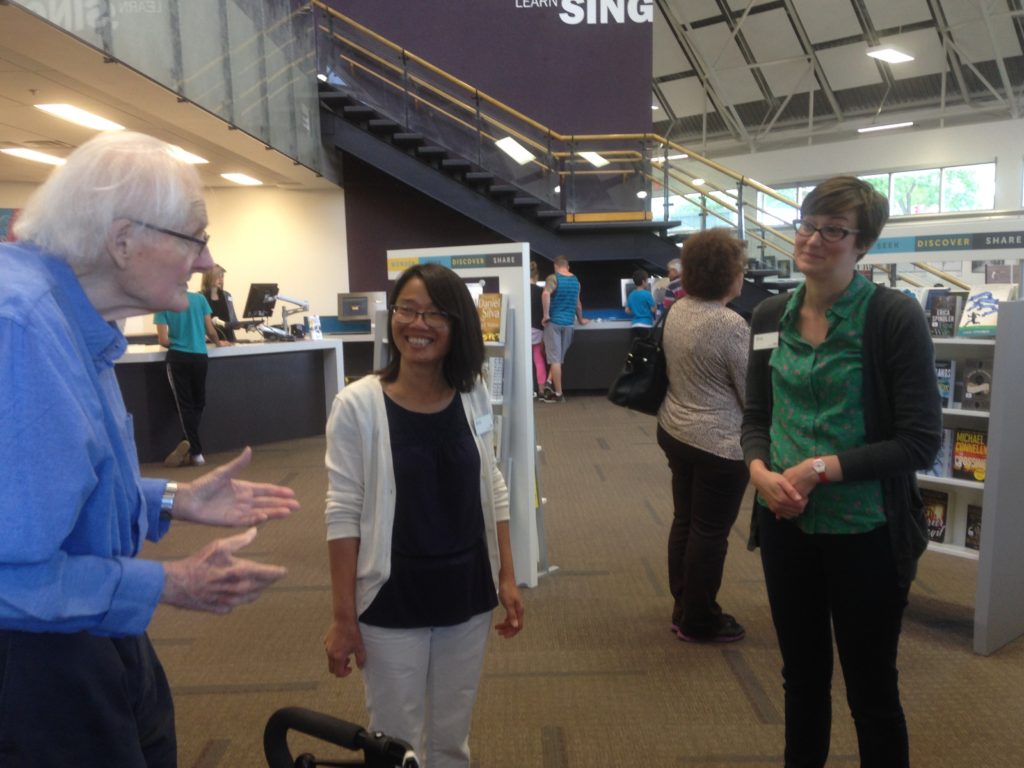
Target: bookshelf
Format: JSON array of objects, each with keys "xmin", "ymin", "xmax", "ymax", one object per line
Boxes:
[{"xmin": 920, "ymin": 306, "xmax": 1024, "ymax": 654}]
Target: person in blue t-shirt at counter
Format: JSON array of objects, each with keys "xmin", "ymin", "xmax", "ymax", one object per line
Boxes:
[
  {"xmin": 156, "ymin": 291, "xmax": 230, "ymax": 467},
  {"xmin": 625, "ymin": 268, "xmax": 656, "ymax": 338}
]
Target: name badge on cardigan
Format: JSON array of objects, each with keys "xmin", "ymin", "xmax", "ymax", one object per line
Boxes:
[
  {"xmin": 753, "ymin": 331, "xmax": 780, "ymax": 351},
  {"xmin": 474, "ymin": 413, "xmax": 493, "ymax": 435}
]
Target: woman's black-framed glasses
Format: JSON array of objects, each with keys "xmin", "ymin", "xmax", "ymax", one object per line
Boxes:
[
  {"xmin": 792, "ymin": 219, "xmax": 859, "ymax": 243},
  {"xmin": 390, "ymin": 304, "xmax": 451, "ymax": 329},
  {"xmin": 132, "ymin": 220, "xmax": 211, "ymax": 253}
]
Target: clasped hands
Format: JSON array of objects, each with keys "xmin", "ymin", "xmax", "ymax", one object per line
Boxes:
[
  {"xmin": 161, "ymin": 447, "xmax": 299, "ymax": 614},
  {"xmin": 750, "ymin": 456, "xmax": 831, "ymax": 520}
]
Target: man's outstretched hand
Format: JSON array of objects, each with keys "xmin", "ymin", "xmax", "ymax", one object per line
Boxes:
[
  {"xmin": 171, "ymin": 447, "xmax": 299, "ymax": 527},
  {"xmin": 161, "ymin": 528, "xmax": 286, "ymax": 613}
]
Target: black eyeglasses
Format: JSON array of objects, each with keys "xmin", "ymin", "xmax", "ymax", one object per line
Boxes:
[
  {"xmin": 131, "ymin": 220, "xmax": 210, "ymax": 252},
  {"xmin": 793, "ymin": 219, "xmax": 859, "ymax": 243},
  {"xmin": 390, "ymin": 304, "xmax": 451, "ymax": 329}
]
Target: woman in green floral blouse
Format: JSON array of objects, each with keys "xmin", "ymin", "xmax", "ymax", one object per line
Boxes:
[{"xmin": 741, "ymin": 176, "xmax": 942, "ymax": 768}]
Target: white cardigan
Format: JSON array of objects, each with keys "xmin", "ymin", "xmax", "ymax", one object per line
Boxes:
[{"xmin": 324, "ymin": 375, "xmax": 510, "ymax": 615}]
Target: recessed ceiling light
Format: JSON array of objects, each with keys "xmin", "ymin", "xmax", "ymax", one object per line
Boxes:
[
  {"xmin": 636, "ymin": 190, "xmax": 649, "ymax": 199},
  {"xmin": 1, "ymin": 147, "xmax": 66, "ymax": 165},
  {"xmin": 651, "ymin": 104, "xmax": 659, "ymax": 110},
  {"xmin": 34, "ymin": 103, "xmax": 125, "ymax": 131},
  {"xmin": 317, "ymin": 73, "xmax": 328, "ymax": 82},
  {"xmin": 168, "ymin": 145, "xmax": 208, "ymax": 164},
  {"xmin": 579, "ymin": 151, "xmax": 609, "ymax": 168},
  {"xmin": 857, "ymin": 121, "xmax": 914, "ymax": 133},
  {"xmin": 866, "ymin": 46, "xmax": 914, "ymax": 64},
  {"xmin": 691, "ymin": 177, "xmax": 706, "ymax": 186},
  {"xmin": 495, "ymin": 136, "xmax": 536, "ymax": 165},
  {"xmin": 220, "ymin": 172, "xmax": 263, "ymax": 186}
]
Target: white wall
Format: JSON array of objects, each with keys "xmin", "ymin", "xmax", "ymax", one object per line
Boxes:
[
  {"xmin": 2, "ymin": 181, "xmax": 349, "ymax": 334},
  {"xmin": 201, "ymin": 186, "xmax": 349, "ymax": 323},
  {"xmin": 717, "ymin": 117, "xmax": 1024, "ymax": 212}
]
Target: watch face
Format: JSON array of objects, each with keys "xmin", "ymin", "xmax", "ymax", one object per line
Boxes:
[{"xmin": 813, "ymin": 459, "xmax": 826, "ymax": 474}]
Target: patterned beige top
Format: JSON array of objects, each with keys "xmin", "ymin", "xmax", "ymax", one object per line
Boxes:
[{"xmin": 657, "ymin": 296, "xmax": 749, "ymax": 460}]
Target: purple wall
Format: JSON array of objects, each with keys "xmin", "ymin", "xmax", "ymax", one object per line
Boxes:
[{"xmin": 332, "ymin": 0, "xmax": 653, "ymax": 135}]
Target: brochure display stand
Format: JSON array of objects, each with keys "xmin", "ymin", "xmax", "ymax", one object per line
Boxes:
[{"xmin": 386, "ymin": 243, "xmax": 548, "ymax": 588}]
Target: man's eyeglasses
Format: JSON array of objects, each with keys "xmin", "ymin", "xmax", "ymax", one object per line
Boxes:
[
  {"xmin": 793, "ymin": 219, "xmax": 859, "ymax": 243},
  {"xmin": 390, "ymin": 304, "xmax": 451, "ymax": 329},
  {"xmin": 132, "ymin": 220, "xmax": 210, "ymax": 252}
]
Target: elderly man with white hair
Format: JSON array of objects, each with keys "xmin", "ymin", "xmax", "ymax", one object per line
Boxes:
[{"xmin": 0, "ymin": 132, "xmax": 298, "ymax": 766}]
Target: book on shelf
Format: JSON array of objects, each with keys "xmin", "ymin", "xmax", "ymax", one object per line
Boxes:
[
  {"xmin": 960, "ymin": 358, "xmax": 992, "ymax": 411},
  {"xmin": 934, "ymin": 359, "xmax": 956, "ymax": 408},
  {"xmin": 485, "ymin": 355, "xmax": 505, "ymax": 402},
  {"xmin": 477, "ymin": 292, "xmax": 507, "ymax": 343},
  {"xmin": 956, "ymin": 283, "xmax": 1017, "ymax": 338},
  {"xmin": 965, "ymin": 504, "xmax": 982, "ymax": 550},
  {"xmin": 952, "ymin": 428, "xmax": 988, "ymax": 482},
  {"xmin": 928, "ymin": 293, "xmax": 962, "ymax": 338},
  {"xmin": 922, "ymin": 428, "xmax": 954, "ymax": 478},
  {"xmin": 921, "ymin": 488, "xmax": 948, "ymax": 544}
]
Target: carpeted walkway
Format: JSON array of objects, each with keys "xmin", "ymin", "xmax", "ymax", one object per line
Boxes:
[{"xmin": 143, "ymin": 394, "xmax": 1024, "ymax": 767}]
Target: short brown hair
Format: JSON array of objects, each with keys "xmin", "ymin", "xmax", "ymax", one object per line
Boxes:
[
  {"xmin": 800, "ymin": 176, "xmax": 889, "ymax": 253},
  {"xmin": 680, "ymin": 229, "xmax": 747, "ymax": 301}
]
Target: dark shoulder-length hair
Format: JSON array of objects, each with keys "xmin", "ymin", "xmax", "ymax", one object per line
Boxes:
[
  {"xmin": 378, "ymin": 263, "xmax": 485, "ymax": 392},
  {"xmin": 680, "ymin": 228, "xmax": 747, "ymax": 300}
]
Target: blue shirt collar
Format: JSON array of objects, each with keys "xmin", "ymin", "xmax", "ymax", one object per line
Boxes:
[{"xmin": 35, "ymin": 244, "xmax": 127, "ymax": 366}]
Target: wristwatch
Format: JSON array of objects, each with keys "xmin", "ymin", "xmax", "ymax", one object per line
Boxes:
[
  {"xmin": 812, "ymin": 458, "xmax": 829, "ymax": 484},
  {"xmin": 160, "ymin": 481, "xmax": 178, "ymax": 520}
]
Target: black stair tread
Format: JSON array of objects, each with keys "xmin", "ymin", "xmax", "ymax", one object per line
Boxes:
[
  {"xmin": 535, "ymin": 209, "xmax": 567, "ymax": 219},
  {"xmin": 318, "ymin": 91, "xmax": 355, "ymax": 105},
  {"xmin": 512, "ymin": 196, "xmax": 542, "ymax": 207},
  {"xmin": 342, "ymin": 105, "xmax": 376, "ymax": 117},
  {"xmin": 392, "ymin": 132, "xmax": 425, "ymax": 144},
  {"xmin": 464, "ymin": 171, "xmax": 495, "ymax": 182},
  {"xmin": 440, "ymin": 158, "xmax": 472, "ymax": 169},
  {"xmin": 416, "ymin": 146, "xmax": 448, "ymax": 156},
  {"xmin": 367, "ymin": 119, "xmax": 400, "ymax": 131},
  {"xmin": 489, "ymin": 184, "xmax": 518, "ymax": 194}
]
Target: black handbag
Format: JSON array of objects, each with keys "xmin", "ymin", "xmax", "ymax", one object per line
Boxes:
[{"xmin": 607, "ymin": 301, "xmax": 674, "ymax": 415}]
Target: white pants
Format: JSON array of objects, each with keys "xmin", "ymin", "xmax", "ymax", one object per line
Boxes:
[{"xmin": 360, "ymin": 611, "xmax": 491, "ymax": 768}]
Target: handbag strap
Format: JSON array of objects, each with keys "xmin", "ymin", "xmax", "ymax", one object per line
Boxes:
[{"xmin": 649, "ymin": 294, "xmax": 677, "ymax": 344}]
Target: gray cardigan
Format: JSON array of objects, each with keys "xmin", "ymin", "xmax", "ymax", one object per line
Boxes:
[{"xmin": 741, "ymin": 284, "xmax": 943, "ymax": 586}]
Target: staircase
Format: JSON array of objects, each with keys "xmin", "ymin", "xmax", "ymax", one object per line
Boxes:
[{"xmin": 320, "ymin": 89, "xmax": 681, "ymax": 270}]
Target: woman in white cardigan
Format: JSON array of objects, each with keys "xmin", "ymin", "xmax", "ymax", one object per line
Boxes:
[{"xmin": 324, "ymin": 263, "xmax": 524, "ymax": 768}]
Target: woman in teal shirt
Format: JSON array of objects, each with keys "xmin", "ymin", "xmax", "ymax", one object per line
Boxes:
[{"xmin": 742, "ymin": 176, "xmax": 941, "ymax": 768}]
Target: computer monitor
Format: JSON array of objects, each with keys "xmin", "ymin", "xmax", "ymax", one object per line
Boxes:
[{"xmin": 242, "ymin": 283, "xmax": 279, "ymax": 319}]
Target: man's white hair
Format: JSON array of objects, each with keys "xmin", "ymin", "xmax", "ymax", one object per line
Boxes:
[{"xmin": 14, "ymin": 131, "xmax": 201, "ymax": 270}]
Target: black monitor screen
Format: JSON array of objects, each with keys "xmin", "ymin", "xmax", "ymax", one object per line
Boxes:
[
  {"xmin": 340, "ymin": 296, "xmax": 368, "ymax": 318},
  {"xmin": 242, "ymin": 283, "xmax": 278, "ymax": 319}
]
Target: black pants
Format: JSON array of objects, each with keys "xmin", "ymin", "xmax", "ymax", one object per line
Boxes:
[
  {"xmin": 758, "ymin": 507, "xmax": 910, "ymax": 768},
  {"xmin": 166, "ymin": 350, "xmax": 209, "ymax": 456},
  {"xmin": 0, "ymin": 630, "xmax": 176, "ymax": 767},
  {"xmin": 657, "ymin": 425, "xmax": 749, "ymax": 635}
]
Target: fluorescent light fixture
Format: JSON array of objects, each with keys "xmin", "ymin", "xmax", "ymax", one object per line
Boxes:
[
  {"xmin": 579, "ymin": 151, "xmax": 609, "ymax": 168},
  {"xmin": 691, "ymin": 177, "xmax": 706, "ymax": 186},
  {"xmin": 34, "ymin": 103, "xmax": 125, "ymax": 131},
  {"xmin": 554, "ymin": 185, "xmax": 561, "ymax": 194},
  {"xmin": 220, "ymin": 172, "xmax": 263, "ymax": 186},
  {"xmin": 168, "ymin": 145, "xmax": 208, "ymax": 164},
  {"xmin": 857, "ymin": 121, "xmax": 914, "ymax": 134},
  {"xmin": 1, "ymin": 147, "xmax": 66, "ymax": 165},
  {"xmin": 316, "ymin": 73, "xmax": 328, "ymax": 82},
  {"xmin": 636, "ymin": 190, "xmax": 649, "ymax": 199},
  {"xmin": 651, "ymin": 153, "xmax": 689, "ymax": 164},
  {"xmin": 651, "ymin": 104, "xmax": 659, "ymax": 110},
  {"xmin": 866, "ymin": 46, "xmax": 914, "ymax": 64},
  {"xmin": 495, "ymin": 136, "xmax": 535, "ymax": 165}
]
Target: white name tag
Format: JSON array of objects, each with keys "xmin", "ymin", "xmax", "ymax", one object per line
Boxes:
[
  {"xmin": 474, "ymin": 413, "xmax": 493, "ymax": 435},
  {"xmin": 753, "ymin": 332, "xmax": 780, "ymax": 351}
]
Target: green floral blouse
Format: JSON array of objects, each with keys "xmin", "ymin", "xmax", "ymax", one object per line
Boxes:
[{"xmin": 768, "ymin": 273, "xmax": 886, "ymax": 534}]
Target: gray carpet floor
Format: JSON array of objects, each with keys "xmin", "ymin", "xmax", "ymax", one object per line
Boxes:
[{"xmin": 142, "ymin": 394, "xmax": 1024, "ymax": 767}]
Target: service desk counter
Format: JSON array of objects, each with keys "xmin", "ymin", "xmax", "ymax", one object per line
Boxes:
[
  {"xmin": 116, "ymin": 339, "xmax": 344, "ymax": 463},
  {"xmin": 560, "ymin": 320, "xmax": 633, "ymax": 392}
]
